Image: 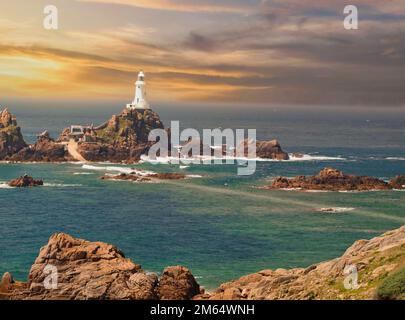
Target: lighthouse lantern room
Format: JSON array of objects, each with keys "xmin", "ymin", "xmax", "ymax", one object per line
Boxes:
[{"xmin": 126, "ymin": 71, "xmax": 151, "ymax": 110}]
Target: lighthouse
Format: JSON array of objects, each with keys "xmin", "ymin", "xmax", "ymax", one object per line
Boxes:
[{"xmin": 126, "ymin": 71, "xmax": 151, "ymax": 110}]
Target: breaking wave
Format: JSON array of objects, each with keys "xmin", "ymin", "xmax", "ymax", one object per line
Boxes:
[
  {"xmin": 43, "ymin": 183, "xmax": 82, "ymax": 187},
  {"xmin": 0, "ymin": 183, "xmax": 13, "ymax": 189},
  {"xmin": 82, "ymin": 164, "xmax": 155, "ymax": 176},
  {"xmin": 140, "ymin": 153, "xmax": 346, "ymax": 164}
]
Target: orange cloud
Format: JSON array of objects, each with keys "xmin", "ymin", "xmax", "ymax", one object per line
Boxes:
[{"xmin": 77, "ymin": 0, "xmax": 253, "ymax": 13}]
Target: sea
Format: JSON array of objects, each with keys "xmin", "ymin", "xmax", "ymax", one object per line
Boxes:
[{"xmin": 1, "ymin": 103, "xmax": 404, "ymax": 290}]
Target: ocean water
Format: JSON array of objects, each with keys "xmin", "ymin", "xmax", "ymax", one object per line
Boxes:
[{"xmin": 1, "ymin": 104, "xmax": 405, "ymax": 290}]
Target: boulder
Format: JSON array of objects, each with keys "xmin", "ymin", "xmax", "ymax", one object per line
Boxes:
[{"xmin": 157, "ymin": 266, "xmax": 200, "ymax": 300}]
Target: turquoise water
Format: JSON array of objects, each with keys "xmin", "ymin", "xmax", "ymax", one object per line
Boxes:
[{"xmin": 0, "ymin": 105, "xmax": 405, "ymax": 290}]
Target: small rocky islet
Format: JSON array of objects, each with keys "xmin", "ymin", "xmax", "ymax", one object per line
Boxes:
[
  {"xmin": 101, "ymin": 172, "xmax": 187, "ymax": 182},
  {"xmin": 264, "ymin": 168, "xmax": 405, "ymax": 192},
  {"xmin": 7, "ymin": 175, "xmax": 43, "ymax": 188},
  {"xmin": 0, "ymin": 226, "xmax": 404, "ymax": 300}
]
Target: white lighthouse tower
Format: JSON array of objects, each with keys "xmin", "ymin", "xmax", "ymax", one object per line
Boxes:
[{"xmin": 127, "ymin": 70, "xmax": 151, "ymax": 110}]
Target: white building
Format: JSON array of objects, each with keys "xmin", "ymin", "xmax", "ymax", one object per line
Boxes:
[{"xmin": 126, "ymin": 71, "xmax": 151, "ymax": 110}]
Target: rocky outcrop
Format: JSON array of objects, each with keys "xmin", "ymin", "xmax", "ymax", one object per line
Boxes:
[
  {"xmin": 0, "ymin": 108, "xmax": 27, "ymax": 159},
  {"xmin": 157, "ymin": 266, "xmax": 200, "ymax": 300},
  {"xmin": 389, "ymin": 176, "xmax": 405, "ymax": 189},
  {"xmin": 1, "ymin": 108, "xmax": 163, "ymax": 163},
  {"xmin": 0, "ymin": 233, "xmax": 200, "ymax": 300},
  {"xmin": 8, "ymin": 175, "xmax": 43, "ymax": 187},
  {"xmin": 232, "ymin": 139, "xmax": 289, "ymax": 160},
  {"xmin": 10, "ymin": 131, "xmax": 70, "ymax": 162},
  {"xmin": 101, "ymin": 172, "xmax": 186, "ymax": 182},
  {"xmin": 245, "ymin": 139, "xmax": 289, "ymax": 160},
  {"xmin": 197, "ymin": 225, "xmax": 405, "ymax": 300},
  {"xmin": 267, "ymin": 168, "xmax": 395, "ymax": 191},
  {"xmin": 175, "ymin": 138, "xmax": 289, "ymax": 161},
  {"xmin": 74, "ymin": 108, "xmax": 164, "ymax": 163}
]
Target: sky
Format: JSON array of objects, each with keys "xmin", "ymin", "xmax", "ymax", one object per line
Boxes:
[{"xmin": 0, "ymin": 0, "xmax": 405, "ymax": 108}]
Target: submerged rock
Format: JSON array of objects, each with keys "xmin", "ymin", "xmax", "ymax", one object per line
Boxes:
[
  {"xmin": 101, "ymin": 172, "xmax": 186, "ymax": 182},
  {"xmin": 8, "ymin": 175, "xmax": 43, "ymax": 187}
]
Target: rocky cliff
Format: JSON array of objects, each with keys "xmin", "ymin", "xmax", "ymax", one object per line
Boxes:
[
  {"xmin": 0, "ymin": 233, "xmax": 200, "ymax": 300},
  {"xmin": 197, "ymin": 225, "xmax": 405, "ymax": 300},
  {"xmin": 0, "ymin": 108, "xmax": 27, "ymax": 159}
]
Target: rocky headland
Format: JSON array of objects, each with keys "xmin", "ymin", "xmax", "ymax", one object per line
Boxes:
[
  {"xmin": 266, "ymin": 168, "xmax": 405, "ymax": 192},
  {"xmin": 1, "ymin": 226, "xmax": 404, "ymax": 300}
]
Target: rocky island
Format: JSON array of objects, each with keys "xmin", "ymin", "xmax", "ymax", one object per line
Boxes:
[
  {"xmin": 0, "ymin": 107, "xmax": 289, "ymax": 163},
  {"xmin": 1, "ymin": 226, "xmax": 404, "ymax": 300},
  {"xmin": 266, "ymin": 168, "xmax": 405, "ymax": 192}
]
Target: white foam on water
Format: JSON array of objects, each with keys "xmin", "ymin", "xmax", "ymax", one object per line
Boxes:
[
  {"xmin": 82, "ymin": 164, "xmax": 155, "ymax": 176},
  {"xmin": 316, "ymin": 207, "xmax": 355, "ymax": 213},
  {"xmin": 140, "ymin": 153, "xmax": 347, "ymax": 164},
  {"xmin": 0, "ymin": 183, "xmax": 13, "ymax": 189},
  {"xmin": 287, "ymin": 154, "xmax": 346, "ymax": 161},
  {"xmin": 179, "ymin": 165, "xmax": 189, "ymax": 169},
  {"xmin": 186, "ymin": 174, "xmax": 203, "ymax": 178},
  {"xmin": 43, "ymin": 183, "xmax": 82, "ymax": 187},
  {"xmin": 73, "ymin": 172, "xmax": 94, "ymax": 175},
  {"xmin": 386, "ymin": 157, "xmax": 405, "ymax": 161}
]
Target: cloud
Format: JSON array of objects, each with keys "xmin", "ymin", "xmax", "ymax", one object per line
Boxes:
[
  {"xmin": 1, "ymin": 0, "xmax": 405, "ymax": 106},
  {"xmin": 77, "ymin": 0, "xmax": 257, "ymax": 13}
]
